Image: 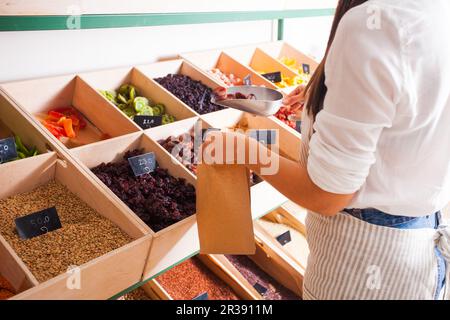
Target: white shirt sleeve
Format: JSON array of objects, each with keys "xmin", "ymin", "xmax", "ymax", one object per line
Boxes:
[{"xmin": 307, "ymin": 7, "xmax": 406, "ymax": 194}]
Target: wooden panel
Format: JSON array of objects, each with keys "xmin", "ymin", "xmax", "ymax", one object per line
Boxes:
[
  {"xmin": 0, "ymin": 152, "xmax": 56, "ymax": 199},
  {"xmin": 142, "ymin": 215, "xmax": 199, "ymax": 280},
  {"xmin": 0, "ymin": 236, "xmax": 38, "ymax": 294},
  {"xmin": 201, "ymin": 108, "xmax": 302, "ymax": 162},
  {"xmin": 1, "ymin": 74, "xmax": 139, "ymax": 151},
  {"xmin": 253, "ymin": 226, "xmax": 304, "ymax": 297},
  {"xmin": 73, "ymin": 76, "xmax": 140, "ymax": 137},
  {"xmin": 0, "ymin": 91, "xmax": 56, "ymax": 154},
  {"xmin": 12, "ymin": 236, "xmax": 151, "ymax": 300},
  {"xmin": 181, "ymin": 50, "xmax": 276, "ymax": 88},
  {"xmin": 259, "ymin": 41, "xmax": 319, "ymax": 73},
  {"xmin": 199, "ymin": 254, "xmax": 262, "ymax": 300}
]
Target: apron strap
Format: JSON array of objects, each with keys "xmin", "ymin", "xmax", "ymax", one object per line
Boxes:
[{"xmin": 436, "ymin": 224, "xmax": 450, "ymax": 300}]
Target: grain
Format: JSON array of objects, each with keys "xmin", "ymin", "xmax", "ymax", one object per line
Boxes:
[
  {"xmin": 0, "ymin": 180, "xmax": 131, "ymax": 282},
  {"xmin": 157, "ymin": 257, "xmax": 239, "ymax": 300},
  {"xmin": 226, "ymin": 255, "xmax": 299, "ymax": 300},
  {"xmin": 119, "ymin": 288, "xmax": 151, "ymax": 300}
]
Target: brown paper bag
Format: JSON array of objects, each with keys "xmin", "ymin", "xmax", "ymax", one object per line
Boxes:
[{"xmin": 196, "ymin": 163, "xmax": 255, "ymax": 254}]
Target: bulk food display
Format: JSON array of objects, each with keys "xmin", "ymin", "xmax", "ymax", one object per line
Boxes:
[
  {"xmin": 156, "ymin": 257, "xmax": 240, "ymax": 300},
  {"xmin": 258, "ymin": 216, "xmax": 309, "ymax": 270},
  {"xmin": 155, "ymin": 74, "xmax": 224, "ymax": 115},
  {"xmin": 0, "ymin": 41, "xmax": 316, "ymax": 300},
  {"xmin": 226, "ymin": 255, "xmax": 299, "ymax": 300},
  {"xmin": 92, "ymin": 149, "xmax": 196, "ymax": 232},
  {"xmin": 0, "ymin": 181, "xmax": 131, "ymax": 282},
  {"xmin": 99, "ymin": 84, "xmax": 176, "ymax": 127}
]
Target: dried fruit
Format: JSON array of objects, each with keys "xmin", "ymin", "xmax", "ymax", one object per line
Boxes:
[
  {"xmin": 99, "ymin": 84, "xmax": 176, "ymax": 126},
  {"xmin": 91, "ymin": 149, "xmax": 196, "ymax": 232},
  {"xmin": 154, "ymin": 74, "xmax": 224, "ymax": 115}
]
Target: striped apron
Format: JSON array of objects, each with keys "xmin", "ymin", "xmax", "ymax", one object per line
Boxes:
[
  {"xmin": 299, "ymin": 115, "xmax": 450, "ymax": 300},
  {"xmin": 303, "ymin": 212, "xmax": 450, "ymax": 300}
]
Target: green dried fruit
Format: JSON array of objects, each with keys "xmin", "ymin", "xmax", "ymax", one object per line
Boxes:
[{"xmin": 133, "ymin": 97, "xmax": 149, "ymax": 112}]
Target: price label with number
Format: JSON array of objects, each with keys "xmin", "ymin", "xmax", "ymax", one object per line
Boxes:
[
  {"xmin": 133, "ymin": 115, "xmax": 163, "ymax": 130},
  {"xmin": 0, "ymin": 137, "xmax": 18, "ymax": 164},
  {"xmin": 15, "ymin": 207, "xmax": 62, "ymax": 240},
  {"xmin": 128, "ymin": 152, "xmax": 156, "ymax": 177}
]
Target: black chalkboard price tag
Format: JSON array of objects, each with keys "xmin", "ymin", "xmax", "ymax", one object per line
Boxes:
[
  {"xmin": 0, "ymin": 137, "xmax": 18, "ymax": 164},
  {"xmin": 15, "ymin": 207, "xmax": 62, "ymax": 240},
  {"xmin": 261, "ymin": 71, "xmax": 282, "ymax": 83},
  {"xmin": 193, "ymin": 292, "xmax": 209, "ymax": 300},
  {"xmin": 248, "ymin": 130, "xmax": 277, "ymax": 145},
  {"xmin": 128, "ymin": 152, "xmax": 156, "ymax": 177},
  {"xmin": 133, "ymin": 115, "xmax": 163, "ymax": 129},
  {"xmin": 276, "ymin": 230, "xmax": 292, "ymax": 246},
  {"xmin": 253, "ymin": 282, "xmax": 268, "ymax": 296},
  {"xmin": 302, "ymin": 63, "xmax": 311, "ymax": 74}
]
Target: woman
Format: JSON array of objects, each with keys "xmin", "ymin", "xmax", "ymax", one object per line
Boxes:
[{"xmin": 205, "ymin": 0, "xmax": 450, "ymax": 299}]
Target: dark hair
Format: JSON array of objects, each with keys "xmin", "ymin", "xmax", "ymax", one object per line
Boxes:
[{"xmin": 305, "ymin": 0, "xmax": 369, "ymax": 120}]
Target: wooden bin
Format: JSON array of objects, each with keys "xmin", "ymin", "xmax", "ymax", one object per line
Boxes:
[
  {"xmin": 144, "ymin": 114, "xmax": 288, "ymax": 220},
  {"xmin": 136, "ymin": 59, "xmax": 225, "ymax": 116},
  {"xmin": 69, "ymin": 131, "xmax": 199, "ymax": 281},
  {"xmin": 206, "ymin": 238, "xmax": 304, "ymax": 300},
  {"xmin": 225, "ymin": 47, "xmax": 301, "ymax": 94},
  {"xmin": 0, "ymin": 74, "xmax": 140, "ymax": 150},
  {"xmin": 201, "ymin": 108, "xmax": 302, "ymax": 163},
  {"xmin": 0, "ymin": 221, "xmax": 38, "ymax": 299},
  {"xmin": 0, "ymin": 90, "xmax": 56, "ymax": 159},
  {"xmin": 146, "ymin": 256, "xmax": 253, "ymax": 300},
  {"xmin": 79, "ymin": 66, "xmax": 197, "ymax": 128},
  {"xmin": 258, "ymin": 41, "xmax": 319, "ymax": 74},
  {"xmin": 180, "ymin": 49, "xmax": 276, "ymax": 89},
  {"xmin": 255, "ymin": 204, "xmax": 309, "ymax": 279},
  {"xmin": 0, "ymin": 152, "xmax": 151, "ymax": 300}
]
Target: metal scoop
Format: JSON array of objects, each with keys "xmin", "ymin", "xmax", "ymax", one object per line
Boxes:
[{"xmin": 211, "ymin": 86, "xmax": 284, "ymax": 117}]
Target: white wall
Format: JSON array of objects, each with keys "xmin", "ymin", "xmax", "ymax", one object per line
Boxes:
[{"xmin": 0, "ymin": 0, "xmax": 337, "ymax": 82}]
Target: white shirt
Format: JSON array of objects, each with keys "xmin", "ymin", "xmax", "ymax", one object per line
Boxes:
[{"xmin": 306, "ymin": 0, "xmax": 450, "ymax": 216}]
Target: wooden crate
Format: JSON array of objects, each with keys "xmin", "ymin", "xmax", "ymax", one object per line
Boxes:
[
  {"xmin": 0, "ymin": 74, "xmax": 140, "ymax": 150},
  {"xmin": 255, "ymin": 205, "xmax": 309, "ymax": 278},
  {"xmin": 201, "ymin": 108, "xmax": 302, "ymax": 162},
  {"xmin": 147, "ymin": 256, "xmax": 253, "ymax": 300},
  {"xmin": 181, "ymin": 49, "xmax": 276, "ymax": 89},
  {"xmin": 79, "ymin": 66, "xmax": 197, "ymax": 127},
  {"xmin": 0, "ymin": 152, "xmax": 151, "ymax": 300},
  {"xmin": 0, "ymin": 90, "xmax": 57, "ymax": 156},
  {"xmin": 136, "ymin": 59, "xmax": 225, "ymax": 116},
  {"xmin": 225, "ymin": 46, "xmax": 300, "ymax": 94},
  {"xmin": 258, "ymin": 41, "xmax": 319, "ymax": 74},
  {"xmin": 207, "ymin": 236, "xmax": 304, "ymax": 299}
]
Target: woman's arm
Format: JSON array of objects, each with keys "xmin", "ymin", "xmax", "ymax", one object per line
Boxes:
[
  {"xmin": 202, "ymin": 131, "xmax": 354, "ymax": 216},
  {"xmin": 248, "ymin": 144, "xmax": 355, "ymax": 216}
]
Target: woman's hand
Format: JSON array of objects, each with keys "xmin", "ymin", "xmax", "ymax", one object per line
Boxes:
[{"xmin": 282, "ymin": 84, "xmax": 306, "ymax": 112}]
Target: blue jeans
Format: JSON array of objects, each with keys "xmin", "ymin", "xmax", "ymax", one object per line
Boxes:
[{"xmin": 344, "ymin": 208, "xmax": 446, "ymax": 300}]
